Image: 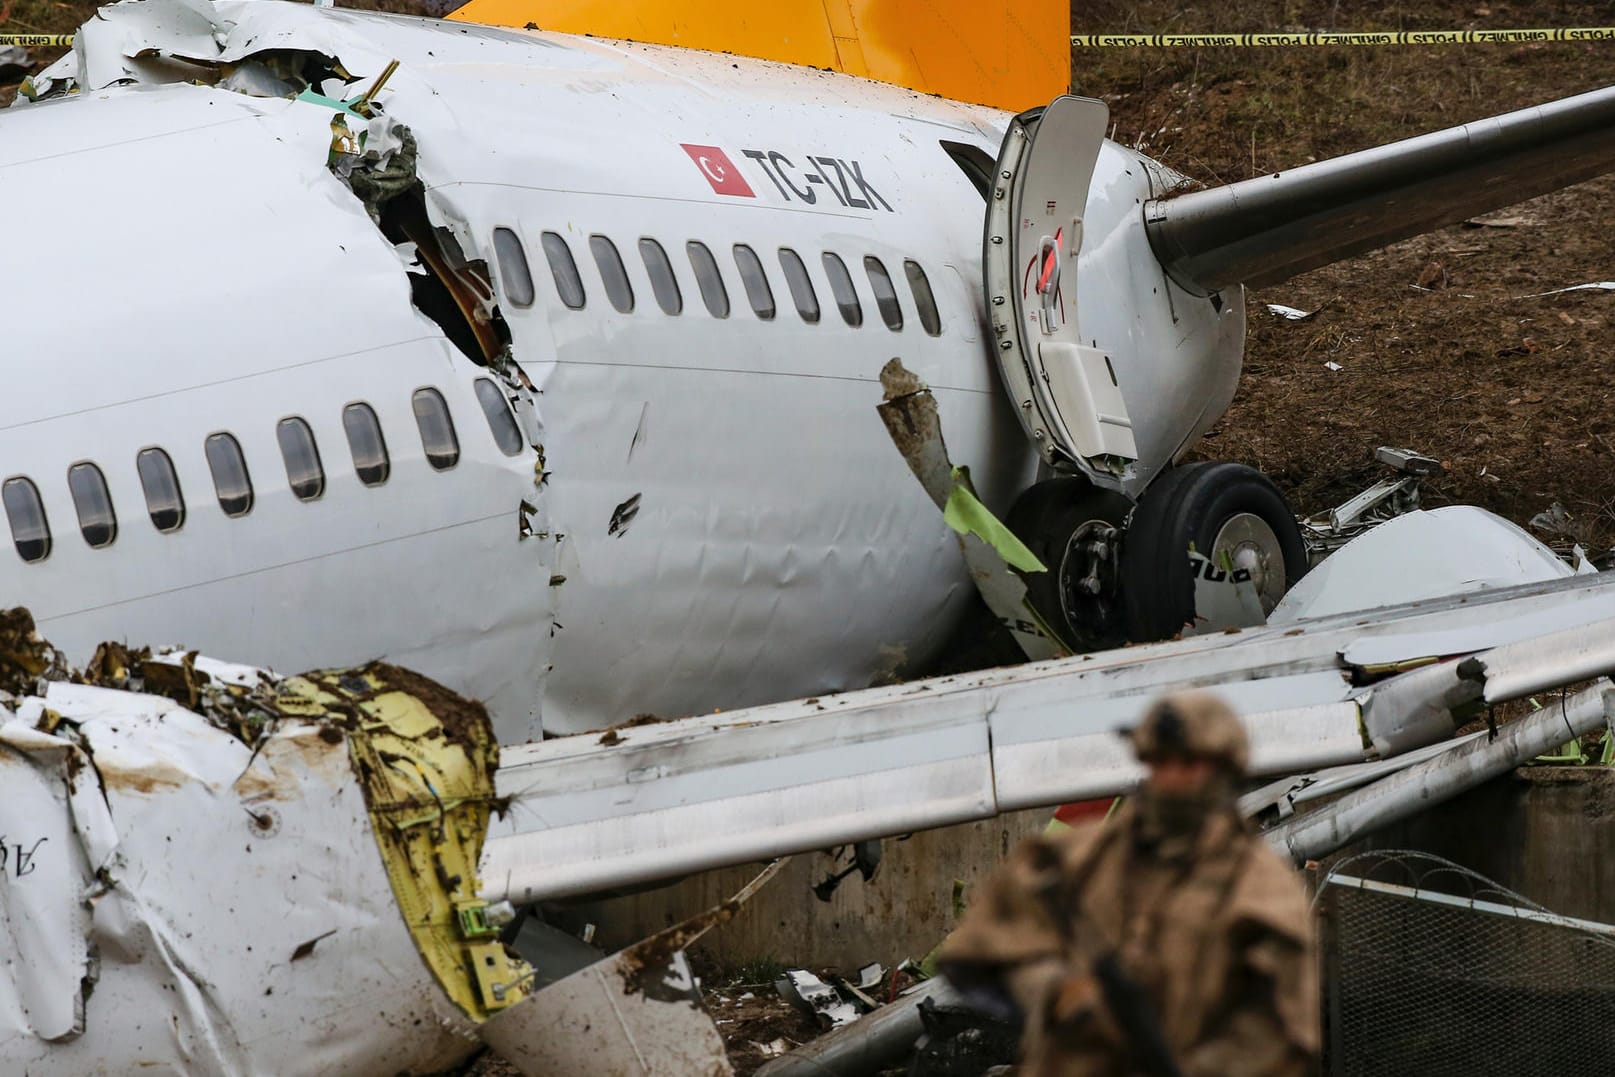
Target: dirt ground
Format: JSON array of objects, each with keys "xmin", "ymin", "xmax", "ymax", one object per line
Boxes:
[{"xmin": 1072, "ymin": 0, "xmax": 1615, "ymax": 547}]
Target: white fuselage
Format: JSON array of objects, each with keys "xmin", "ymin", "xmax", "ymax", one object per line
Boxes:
[{"xmin": 0, "ymin": 5, "xmax": 1243, "ymax": 739}]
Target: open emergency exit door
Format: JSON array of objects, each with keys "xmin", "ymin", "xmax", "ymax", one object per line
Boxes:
[{"xmin": 985, "ymin": 95, "xmax": 1138, "ymax": 487}]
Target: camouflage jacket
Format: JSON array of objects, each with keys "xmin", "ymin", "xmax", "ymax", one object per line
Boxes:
[{"xmin": 941, "ymin": 805, "xmax": 1319, "ymax": 1077}]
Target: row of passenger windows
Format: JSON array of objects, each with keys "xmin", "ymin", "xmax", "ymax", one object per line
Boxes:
[
  {"xmin": 493, "ymin": 228, "xmax": 944, "ymax": 337},
  {"xmin": 3, "ymin": 379, "xmax": 525, "ymax": 564}
]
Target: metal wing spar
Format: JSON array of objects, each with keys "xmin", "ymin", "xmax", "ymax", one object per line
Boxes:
[{"xmin": 1145, "ymin": 83, "xmax": 1615, "ymax": 294}]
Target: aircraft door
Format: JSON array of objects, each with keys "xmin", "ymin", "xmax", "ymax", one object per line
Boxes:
[{"xmin": 984, "ymin": 96, "xmax": 1137, "ymax": 489}]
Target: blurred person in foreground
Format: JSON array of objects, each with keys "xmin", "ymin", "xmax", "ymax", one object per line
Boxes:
[{"xmin": 939, "ymin": 690, "xmax": 1319, "ymax": 1076}]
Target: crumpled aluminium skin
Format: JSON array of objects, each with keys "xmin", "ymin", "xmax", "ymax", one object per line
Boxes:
[{"xmin": 0, "ymin": 681, "xmax": 482, "ymax": 1075}]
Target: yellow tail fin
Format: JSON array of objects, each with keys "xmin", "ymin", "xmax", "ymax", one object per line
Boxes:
[{"xmin": 445, "ymin": 0, "xmax": 1068, "ymax": 111}]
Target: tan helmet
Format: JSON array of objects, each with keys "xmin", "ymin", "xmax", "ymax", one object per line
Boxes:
[{"xmin": 1128, "ymin": 690, "xmax": 1250, "ymax": 775}]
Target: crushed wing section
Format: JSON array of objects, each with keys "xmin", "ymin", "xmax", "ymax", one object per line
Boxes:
[
  {"xmin": 483, "ymin": 570, "xmax": 1615, "ymax": 903},
  {"xmin": 1145, "ymin": 83, "xmax": 1615, "ymax": 294}
]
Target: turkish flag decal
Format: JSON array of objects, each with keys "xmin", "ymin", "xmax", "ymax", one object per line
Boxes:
[{"xmin": 681, "ymin": 144, "xmax": 756, "ymax": 197}]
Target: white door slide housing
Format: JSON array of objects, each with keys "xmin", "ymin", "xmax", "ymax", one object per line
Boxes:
[{"xmin": 985, "ymin": 96, "xmax": 1137, "ymax": 488}]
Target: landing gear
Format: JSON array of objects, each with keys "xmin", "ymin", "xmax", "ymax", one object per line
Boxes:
[
  {"xmin": 1005, "ymin": 478, "xmax": 1132, "ymax": 650},
  {"xmin": 1007, "ymin": 463, "xmax": 1308, "ymax": 647}
]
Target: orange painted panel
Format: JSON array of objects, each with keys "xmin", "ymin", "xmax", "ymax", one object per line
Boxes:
[{"xmin": 446, "ymin": 0, "xmax": 1068, "ymax": 111}]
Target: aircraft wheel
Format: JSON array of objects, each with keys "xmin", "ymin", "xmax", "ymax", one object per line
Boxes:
[
  {"xmin": 1005, "ymin": 479, "xmax": 1134, "ymax": 650},
  {"xmin": 1119, "ymin": 462, "xmax": 1308, "ymax": 642}
]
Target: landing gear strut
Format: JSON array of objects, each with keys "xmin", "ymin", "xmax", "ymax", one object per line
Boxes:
[{"xmin": 1007, "ymin": 463, "xmax": 1308, "ymax": 647}]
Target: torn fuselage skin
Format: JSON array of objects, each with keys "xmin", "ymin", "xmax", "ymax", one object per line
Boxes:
[
  {"xmin": 8, "ymin": 8, "xmax": 557, "ymax": 743},
  {"xmin": 0, "ymin": 635, "xmax": 513, "ymax": 1075},
  {"xmin": 5, "ymin": 0, "xmax": 1045, "ymax": 737}
]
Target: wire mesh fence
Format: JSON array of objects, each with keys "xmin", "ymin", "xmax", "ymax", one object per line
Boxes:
[{"xmin": 1317, "ymin": 850, "xmax": 1615, "ymax": 1076}]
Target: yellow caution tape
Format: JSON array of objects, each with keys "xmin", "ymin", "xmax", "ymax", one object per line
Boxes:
[
  {"xmin": 0, "ymin": 34, "xmax": 73, "ymax": 46},
  {"xmin": 1073, "ymin": 28, "xmax": 1615, "ymax": 47}
]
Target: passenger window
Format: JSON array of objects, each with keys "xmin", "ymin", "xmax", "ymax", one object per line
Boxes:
[
  {"xmin": 733, "ymin": 244, "xmax": 775, "ymax": 320},
  {"xmin": 864, "ymin": 256, "xmax": 903, "ymax": 331},
  {"xmin": 474, "ymin": 378, "xmax": 524, "ymax": 456},
  {"xmin": 205, "ymin": 432, "xmax": 254, "ymax": 517},
  {"xmin": 343, "ymin": 403, "xmax": 390, "ymax": 487},
  {"xmin": 136, "ymin": 448, "xmax": 185, "ymax": 532},
  {"xmin": 540, "ymin": 231, "xmax": 586, "ymax": 310},
  {"xmin": 276, "ymin": 417, "xmax": 325, "ymax": 502},
  {"xmin": 3, "ymin": 477, "xmax": 50, "ymax": 563},
  {"xmin": 686, "ymin": 241, "xmax": 730, "ymax": 318},
  {"xmin": 904, "ymin": 260, "xmax": 943, "ymax": 337},
  {"xmin": 68, "ymin": 462, "xmax": 117, "ymax": 548},
  {"xmin": 821, "ymin": 253, "xmax": 863, "ymax": 327},
  {"xmin": 778, "ymin": 248, "xmax": 820, "ymax": 323},
  {"xmin": 492, "ymin": 227, "xmax": 535, "ymax": 308},
  {"xmin": 412, "ymin": 387, "xmax": 460, "ymax": 470},
  {"xmin": 590, "ymin": 235, "xmax": 635, "ymax": 313},
  {"xmin": 638, "ymin": 238, "xmax": 683, "ymax": 315}
]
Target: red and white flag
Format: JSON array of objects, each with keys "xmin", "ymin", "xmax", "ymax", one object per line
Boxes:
[{"xmin": 681, "ymin": 144, "xmax": 755, "ymax": 197}]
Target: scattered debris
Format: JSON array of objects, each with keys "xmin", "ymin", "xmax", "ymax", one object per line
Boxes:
[
  {"xmin": 1530, "ymin": 501, "xmax": 1578, "ymax": 539},
  {"xmin": 1416, "ymin": 260, "xmax": 1449, "ymax": 289},
  {"xmin": 1517, "ymin": 281, "xmax": 1615, "ymax": 299},
  {"xmin": 774, "ymin": 970, "xmax": 861, "ymax": 1029},
  {"xmin": 1266, "ymin": 303, "xmax": 1319, "ymax": 320},
  {"xmin": 1462, "ymin": 214, "xmax": 1531, "ymax": 228},
  {"xmin": 485, "ymin": 861, "xmax": 787, "ymax": 1076},
  {"xmin": 1324, "ymin": 360, "xmax": 1344, "ymax": 371},
  {"xmin": 812, "ymin": 840, "xmax": 883, "ymax": 901}
]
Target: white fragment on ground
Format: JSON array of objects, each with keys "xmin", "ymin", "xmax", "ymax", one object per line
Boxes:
[
  {"xmin": 774, "ymin": 970, "xmax": 860, "ymax": 1029},
  {"xmin": 1267, "ymin": 303, "xmax": 1316, "ymax": 320},
  {"xmin": 1325, "ymin": 361, "xmax": 1344, "ymax": 372},
  {"xmin": 1517, "ymin": 282, "xmax": 1615, "ymax": 299}
]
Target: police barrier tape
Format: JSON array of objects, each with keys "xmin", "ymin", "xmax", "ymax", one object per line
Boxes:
[
  {"xmin": 5, "ymin": 28, "xmax": 1611, "ymax": 49},
  {"xmin": 1073, "ymin": 28, "xmax": 1615, "ymax": 46}
]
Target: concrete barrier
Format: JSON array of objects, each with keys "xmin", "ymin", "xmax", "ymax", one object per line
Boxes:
[
  {"xmin": 564, "ymin": 808, "xmax": 1053, "ymax": 972},
  {"xmin": 1336, "ymin": 765, "xmax": 1615, "ymax": 922}
]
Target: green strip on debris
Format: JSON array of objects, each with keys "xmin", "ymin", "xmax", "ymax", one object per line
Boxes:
[{"xmin": 942, "ymin": 468, "xmax": 1047, "ymax": 574}]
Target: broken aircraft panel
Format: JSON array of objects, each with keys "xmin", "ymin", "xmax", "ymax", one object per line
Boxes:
[
  {"xmin": 481, "ymin": 569, "xmax": 1615, "ymax": 903},
  {"xmin": 10, "ymin": 0, "xmax": 1038, "ymax": 737},
  {"xmin": 0, "ymin": 616, "xmax": 746, "ymax": 1074},
  {"xmin": 10, "ymin": 0, "xmax": 559, "ymax": 744}
]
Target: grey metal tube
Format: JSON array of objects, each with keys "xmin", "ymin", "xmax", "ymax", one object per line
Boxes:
[
  {"xmin": 1268, "ymin": 686, "xmax": 1610, "ymax": 863},
  {"xmin": 753, "ymin": 977, "xmax": 958, "ymax": 1077},
  {"xmin": 1144, "ymin": 84, "xmax": 1615, "ymax": 293}
]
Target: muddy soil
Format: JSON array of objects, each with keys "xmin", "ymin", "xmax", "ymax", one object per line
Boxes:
[{"xmin": 1073, "ymin": 0, "xmax": 1615, "ymax": 547}]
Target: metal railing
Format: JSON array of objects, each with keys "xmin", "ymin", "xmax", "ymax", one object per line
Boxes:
[{"xmin": 1317, "ymin": 850, "xmax": 1615, "ymax": 1075}]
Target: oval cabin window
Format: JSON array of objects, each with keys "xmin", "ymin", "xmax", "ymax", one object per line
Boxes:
[
  {"xmin": 137, "ymin": 448, "xmax": 185, "ymax": 532},
  {"xmin": 3, "ymin": 477, "xmax": 50, "ymax": 562},
  {"xmin": 68, "ymin": 462, "xmax": 117, "ymax": 548},
  {"xmin": 412, "ymin": 387, "xmax": 461, "ymax": 471},
  {"xmin": 205, "ymin": 432, "xmax": 254, "ymax": 517},
  {"xmin": 343, "ymin": 403, "xmax": 391, "ymax": 487}
]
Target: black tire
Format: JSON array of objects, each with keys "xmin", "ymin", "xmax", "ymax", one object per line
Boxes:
[
  {"xmin": 1120, "ymin": 462, "xmax": 1308, "ymax": 642},
  {"xmin": 1005, "ymin": 478, "xmax": 1134, "ymax": 648}
]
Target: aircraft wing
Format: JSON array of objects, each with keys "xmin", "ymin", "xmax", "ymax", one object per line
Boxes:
[
  {"xmin": 481, "ymin": 569, "xmax": 1615, "ymax": 904},
  {"xmin": 1144, "ymin": 83, "xmax": 1615, "ymax": 294}
]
